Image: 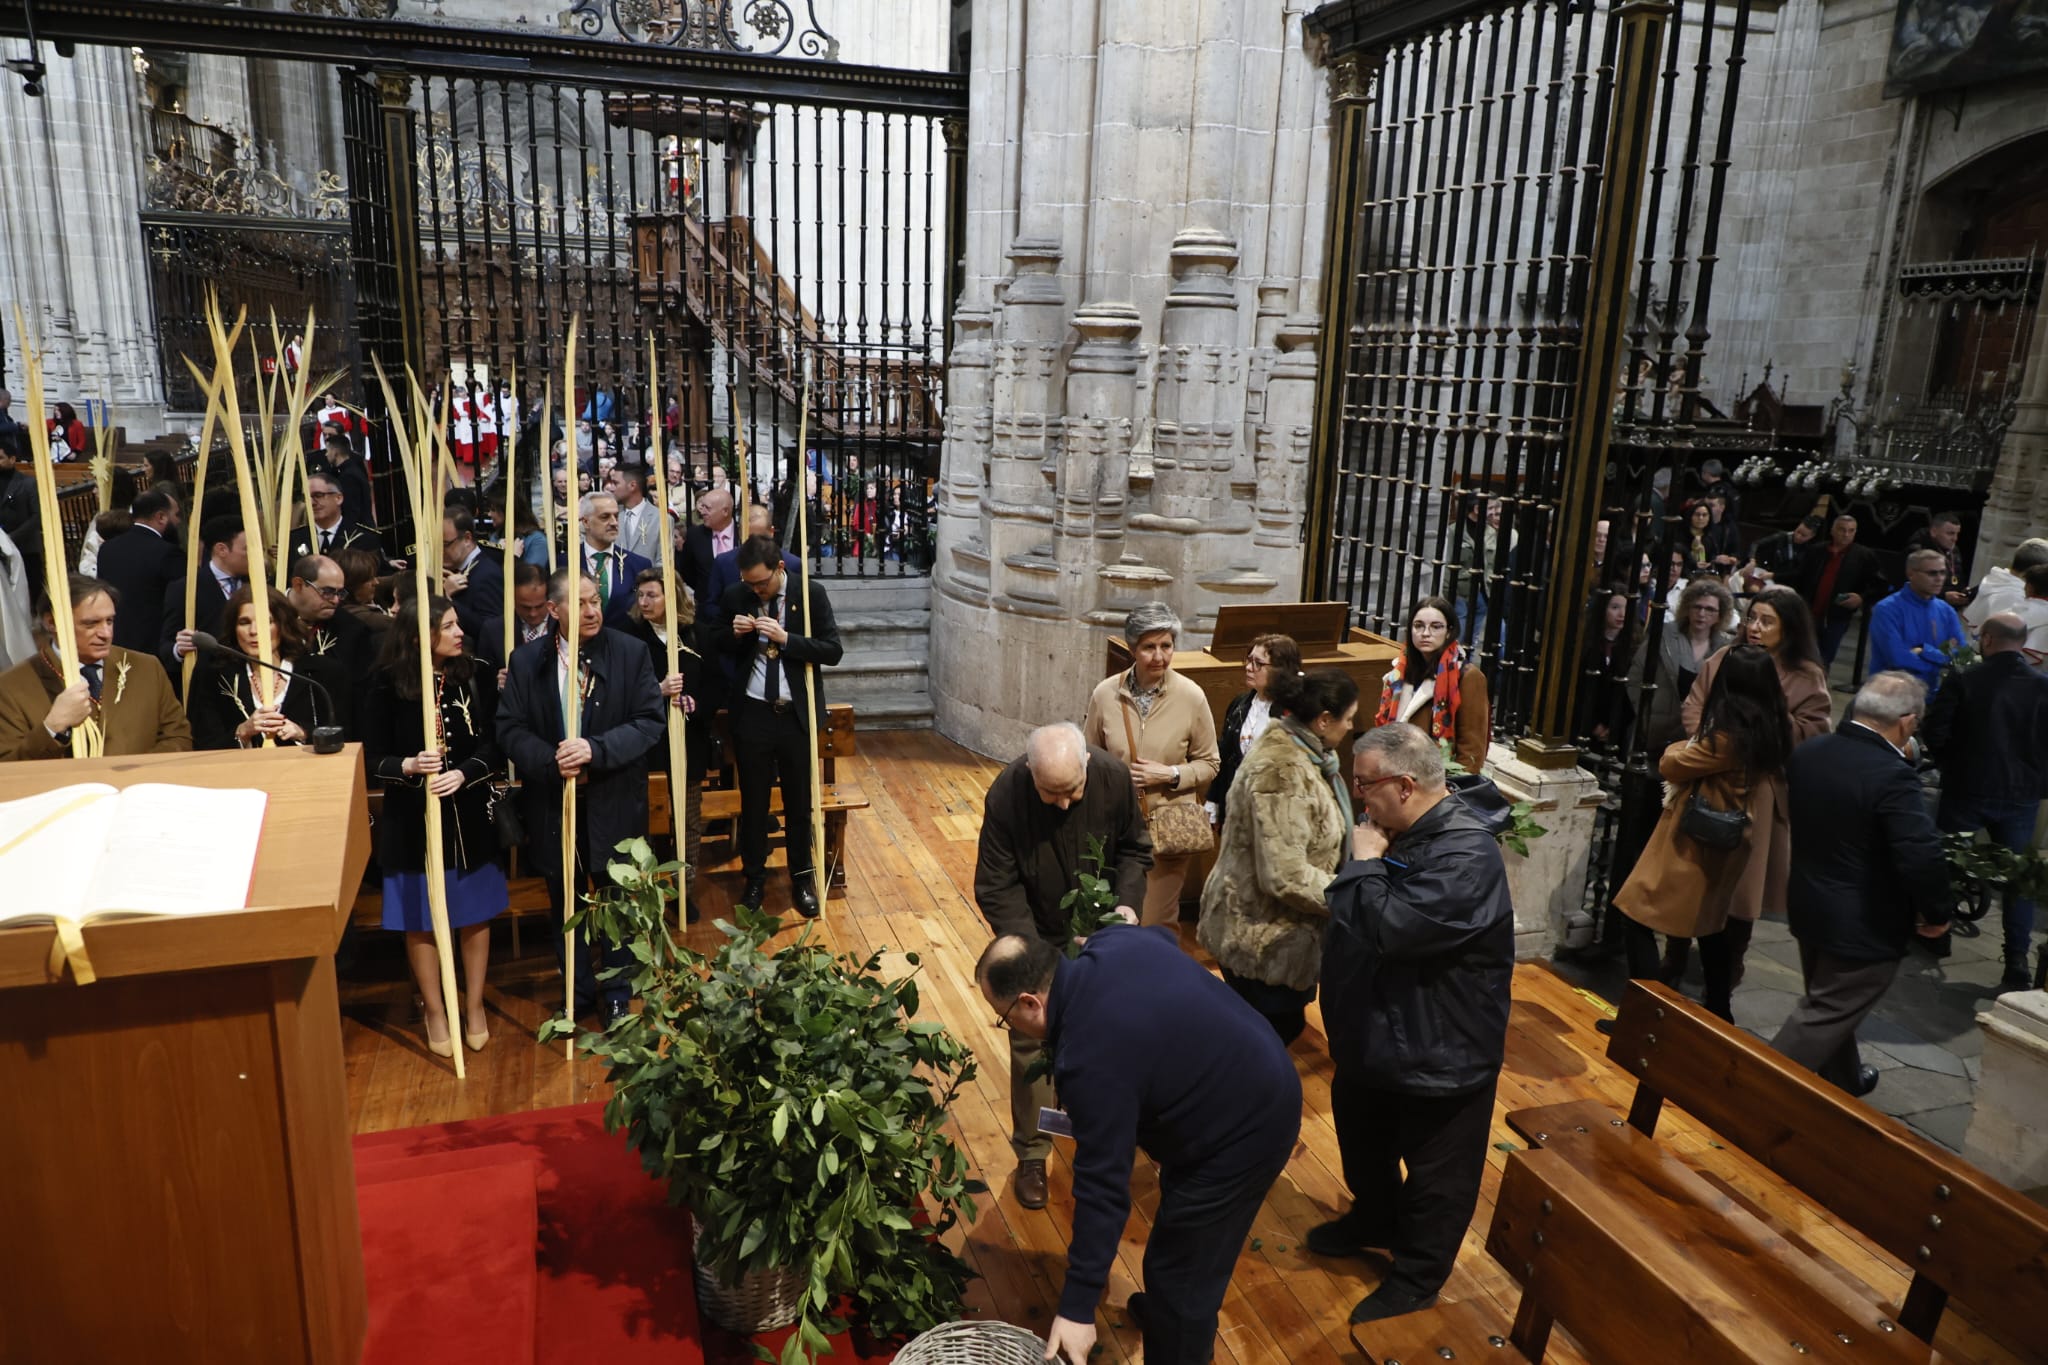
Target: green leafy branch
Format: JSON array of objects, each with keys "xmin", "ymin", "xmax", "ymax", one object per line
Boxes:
[
  {"xmin": 546, "ymin": 838, "xmax": 986, "ymax": 1363},
  {"xmin": 1056, "ymin": 833, "xmax": 1125, "ymax": 959},
  {"xmin": 1943, "ymin": 831, "xmax": 2048, "ymax": 905},
  {"xmin": 1440, "ymin": 740, "xmax": 1548, "ymax": 857}
]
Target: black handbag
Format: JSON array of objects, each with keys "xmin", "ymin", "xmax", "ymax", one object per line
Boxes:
[
  {"xmin": 487, "ymin": 778, "xmax": 525, "ymax": 851},
  {"xmin": 1677, "ymin": 784, "xmax": 1749, "ymax": 850}
]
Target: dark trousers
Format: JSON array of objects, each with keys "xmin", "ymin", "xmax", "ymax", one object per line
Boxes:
[
  {"xmin": 545, "ymin": 867, "xmax": 633, "ymax": 1015},
  {"xmin": 1329, "ymin": 1071, "xmax": 1497, "ymax": 1299},
  {"xmin": 1818, "ymin": 608, "xmax": 1855, "ymax": 669},
  {"xmin": 734, "ymin": 698, "xmax": 817, "ymax": 880},
  {"xmin": 1938, "ymin": 793, "xmax": 2040, "ymax": 967},
  {"xmin": 1772, "ymin": 941, "xmax": 1899, "ymax": 1093},
  {"xmin": 1654, "ymin": 919, "xmax": 1755, "ymax": 1021},
  {"xmin": 1140, "ymin": 1132, "xmax": 1297, "ymax": 1364},
  {"xmin": 1220, "ymin": 967, "xmax": 1315, "ymax": 1046}
]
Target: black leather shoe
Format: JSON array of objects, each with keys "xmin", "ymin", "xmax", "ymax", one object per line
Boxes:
[
  {"xmin": 1125, "ymin": 1292, "xmax": 1149, "ymax": 1333},
  {"xmin": 683, "ymin": 896, "xmax": 703, "ymax": 925},
  {"xmin": 1305, "ymin": 1211, "xmax": 1394, "ymax": 1258},
  {"xmin": 740, "ymin": 875, "xmax": 767, "ymax": 910},
  {"xmin": 1853, "ymin": 1065, "xmax": 1881, "ymax": 1098},
  {"xmin": 1349, "ymin": 1286, "xmax": 1439, "ymax": 1325},
  {"xmin": 601, "ymin": 997, "xmax": 631, "ymax": 1028},
  {"xmin": 791, "ymin": 876, "xmax": 821, "ymax": 919},
  {"xmin": 1594, "ymin": 1017, "xmax": 1618, "ymax": 1037}
]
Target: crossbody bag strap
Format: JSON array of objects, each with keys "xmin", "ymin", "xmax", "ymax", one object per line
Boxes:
[{"xmin": 1118, "ymin": 692, "xmax": 1153, "ymax": 819}]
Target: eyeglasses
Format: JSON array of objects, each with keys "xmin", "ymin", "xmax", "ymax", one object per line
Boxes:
[
  {"xmin": 311, "ymin": 585, "xmax": 346, "ymax": 602},
  {"xmin": 1355, "ymin": 772, "xmax": 1410, "ymax": 794},
  {"xmin": 993, "ymin": 994, "xmax": 1027, "ymax": 1031},
  {"xmin": 308, "ymin": 489, "xmax": 342, "ymax": 501}
]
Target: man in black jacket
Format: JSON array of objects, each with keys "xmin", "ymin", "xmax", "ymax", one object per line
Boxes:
[
  {"xmin": 97, "ymin": 487, "xmax": 182, "ymax": 653},
  {"xmin": 716, "ymin": 535, "xmax": 843, "ymax": 918},
  {"xmin": 1311, "ymin": 722, "xmax": 1514, "ymax": 1325},
  {"xmin": 1793, "ymin": 512, "xmax": 1890, "ymax": 669},
  {"xmin": 1922, "ymin": 614, "xmax": 2048, "ymax": 992},
  {"xmin": 496, "ymin": 569, "xmax": 665, "ymax": 1024},
  {"xmin": 287, "ymin": 469, "xmax": 384, "ymax": 565},
  {"xmin": 975, "ymin": 721, "xmax": 1152, "ymax": 1210},
  {"xmin": 0, "ymin": 441, "xmax": 41, "ymax": 597},
  {"xmin": 1773, "ymin": 671, "xmax": 1952, "ymax": 1094},
  {"xmin": 976, "ymin": 926, "xmax": 1297, "ymax": 1365},
  {"xmin": 285, "ymin": 553, "xmax": 372, "ymax": 737},
  {"xmin": 158, "ymin": 513, "xmax": 248, "ymax": 688},
  {"xmin": 441, "ymin": 506, "xmax": 505, "ymax": 667},
  {"xmin": 680, "ymin": 486, "xmax": 736, "ymax": 610}
]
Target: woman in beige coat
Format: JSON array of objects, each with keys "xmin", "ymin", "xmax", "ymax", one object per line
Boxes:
[
  {"xmin": 1614, "ymin": 644, "xmax": 1795, "ymax": 1020},
  {"xmin": 1084, "ymin": 601, "xmax": 1222, "ymax": 925},
  {"xmin": 1197, "ymin": 670, "xmax": 1359, "ymax": 1043}
]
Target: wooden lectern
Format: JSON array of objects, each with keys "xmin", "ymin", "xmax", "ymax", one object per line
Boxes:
[{"xmin": 0, "ymin": 746, "xmax": 372, "ymax": 1365}]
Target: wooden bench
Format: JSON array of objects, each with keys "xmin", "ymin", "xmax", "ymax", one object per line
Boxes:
[
  {"xmin": 1506, "ymin": 980, "xmax": 2048, "ymax": 1359},
  {"xmin": 349, "ymin": 702, "xmax": 869, "ymax": 939},
  {"xmin": 1354, "ymin": 1144, "xmax": 1935, "ymax": 1365}
]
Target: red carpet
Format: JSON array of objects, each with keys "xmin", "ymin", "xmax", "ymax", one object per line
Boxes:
[{"xmin": 353, "ymin": 1102, "xmax": 896, "ymax": 1365}]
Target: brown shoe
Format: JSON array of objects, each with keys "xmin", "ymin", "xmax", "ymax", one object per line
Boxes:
[{"xmin": 1014, "ymin": 1158, "xmax": 1048, "ymax": 1210}]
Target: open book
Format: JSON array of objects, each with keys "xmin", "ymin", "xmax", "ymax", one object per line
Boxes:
[{"xmin": 0, "ymin": 783, "xmax": 268, "ymax": 928}]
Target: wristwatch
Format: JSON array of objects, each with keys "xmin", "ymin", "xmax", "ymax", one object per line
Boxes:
[{"xmin": 1170, "ymin": 766, "xmax": 1181, "ymax": 790}]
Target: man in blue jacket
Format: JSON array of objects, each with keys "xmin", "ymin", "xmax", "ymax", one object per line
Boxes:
[
  {"xmin": 1309, "ymin": 723, "xmax": 1514, "ymax": 1325},
  {"xmin": 975, "ymin": 925, "xmax": 1299, "ymax": 1365},
  {"xmin": 1774, "ymin": 671, "xmax": 1953, "ymax": 1093},
  {"xmin": 1868, "ymin": 549, "xmax": 1967, "ymax": 693}
]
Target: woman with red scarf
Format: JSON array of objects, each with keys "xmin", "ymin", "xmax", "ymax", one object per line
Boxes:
[{"xmin": 1373, "ymin": 594, "xmax": 1491, "ymax": 774}]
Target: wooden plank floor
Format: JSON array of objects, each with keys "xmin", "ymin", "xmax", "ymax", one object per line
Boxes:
[{"xmin": 340, "ymin": 729, "xmax": 2024, "ymax": 1364}]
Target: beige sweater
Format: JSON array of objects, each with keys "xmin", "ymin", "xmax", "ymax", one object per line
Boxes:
[{"xmin": 1083, "ymin": 668, "xmax": 1221, "ymax": 809}]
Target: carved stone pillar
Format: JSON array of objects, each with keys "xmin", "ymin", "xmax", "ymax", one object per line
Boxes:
[
  {"xmin": 1976, "ymin": 303, "xmax": 2048, "ymax": 572},
  {"xmin": 1255, "ymin": 313, "xmax": 1320, "ymax": 550},
  {"xmin": 1059, "ymin": 302, "xmax": 1142, "ymax": 548},
  {"xmin": 936, "ymin": 305, "xmax": 994, "ymax": 606}
]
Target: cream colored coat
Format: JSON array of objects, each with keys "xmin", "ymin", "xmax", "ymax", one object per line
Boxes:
[
  {"xmin": 1197, "ymin": 721, "xmax": 1349, "ymax": 990},
  {"xmin": 1083, "ymin": 668, "xmax": 1221, "ymax": 811}
]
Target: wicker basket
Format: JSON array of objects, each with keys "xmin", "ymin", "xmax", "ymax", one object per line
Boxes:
[
  {"xmin": 892, "ymin": 1320, "xmax": 1048, "ymax": 1365},
  {"xmin": 689, "ymin": 1216, "xmax": 805, "ymax": 1333}
]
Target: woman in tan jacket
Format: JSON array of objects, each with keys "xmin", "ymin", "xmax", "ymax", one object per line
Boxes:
[
  {"xmin": 1680, "ymin": 586, "xmax": 1832, "ymax": 744},
  {"xmin": 1373, "ymin": 594, "xmax": 1490, "ymax": 774},
  {"xmin": 1614, "ymin": 644, "xmax": 1795, "ymax": 1020},
  {"xmin": 1198, "ymin": 669, "xmax": 1358, "ymax": 1043},
  {"xmin": 1084, "ymin": 601, "xmax": 1222, "ymax": 925}
]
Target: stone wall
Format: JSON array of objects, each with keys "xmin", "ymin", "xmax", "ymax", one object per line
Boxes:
[{"xmin": 930, "ymin": 0, "xmax": 1329, "ymax": 758}]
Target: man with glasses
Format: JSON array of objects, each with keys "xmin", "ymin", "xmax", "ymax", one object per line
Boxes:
[
  {"xmin": 1869, "ymin": 548, "xmax": 1966, "ymax": 694},
  {"xmin": 974, "ymin": 924, "xmax": 1298, "ymax": 1365},
  {"xmin": 717, "ymin": 534, "xmax": 842, "ymax": 918},
  {"xmin": 974, "ymin": 721, "xmax": 1152, "ymax": 1211},
  {"xmin": 285, "ymin": 553, "xmax": 370, "ymax": 736},
  {"xmin": 1308, "ymin": 722, "xmax": 1514, "ymax": 1325},
  {"xmin": 290, "ymin": 471, "xmax": 381, "ymax": 565},
  {"xmin": 441, "ymin": 507, "xmax": 507, "ymax": 667}
]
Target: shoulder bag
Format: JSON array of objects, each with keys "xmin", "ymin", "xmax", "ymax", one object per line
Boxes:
[
  {"xmin": 1120, "ymin": 696, "xmax": 1214, "ymax": 858},
  {"xmin": 1677, "ymin": 778, "xmax": 1750, "ymax": 851}
]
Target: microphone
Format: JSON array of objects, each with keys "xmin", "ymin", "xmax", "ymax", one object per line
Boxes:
[{"xmin": 190, "ymin": 631, "xmax": 346, "ymax": 755}]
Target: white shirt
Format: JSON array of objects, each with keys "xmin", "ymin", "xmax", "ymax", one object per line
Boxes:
[{"xmin": 1239, "ymin": 695, "xmax": 1274, "ymax": 755}]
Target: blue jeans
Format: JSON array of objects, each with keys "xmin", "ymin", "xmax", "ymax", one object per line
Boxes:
[{"xmin": 1937, "ymin": 793, "xmax": 2040, "ymax": 966}]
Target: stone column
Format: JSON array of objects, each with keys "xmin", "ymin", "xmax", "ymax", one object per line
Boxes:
[
  {"xmin": 1963, "ymin": 991, "xmax": 2048, "ymax": 1197},
  {"xmin": 1975, "ymin": 302, "xmax": 2048, "ymax": 572}
]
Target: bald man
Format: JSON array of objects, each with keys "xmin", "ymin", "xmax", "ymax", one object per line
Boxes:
[
  {"xmin": 682, "ymin": 486, "xmax": 736, "ymax": 609},
  {"xmin": 973, "ymin": 721, "xmax": 1152, "ymax": 1210}
]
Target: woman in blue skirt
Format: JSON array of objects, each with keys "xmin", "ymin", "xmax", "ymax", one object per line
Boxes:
[{"xmin": 363, "ymin": 593, "xmax": 508, "ymax": 1056}]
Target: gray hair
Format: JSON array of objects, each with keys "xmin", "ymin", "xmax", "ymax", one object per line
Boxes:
[
  {"xmin": 1354, "ymin": 723, "xmax": 1448, "ymax": 791},
  {"xmin": 2013, "ymin": 537, "xmax": 2048, "ymax": 575},
  {"xmin": 1025, "ymin": 721, "xmax": 1087, "ymax": 774},
  {"xmin": 1849, "ymin": 671, "xmax": 1927, "ymax": 727},
  {"xmin": 1123, "ymin": 601, "xmax": 1182, "ymax": 648},
  {"xmin": 1906, "ymin": 548, "xmax": 1947, "ymax": 572}
]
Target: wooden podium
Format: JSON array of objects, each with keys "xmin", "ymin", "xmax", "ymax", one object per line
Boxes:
[{"xmin": 0, "ymin": 746, "xmax": 372, "ymax": 1365}]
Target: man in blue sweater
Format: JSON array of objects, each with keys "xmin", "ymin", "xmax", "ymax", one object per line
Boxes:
[
  {"xmin": 1868, "ymin": 549, "xmax": 1966, "ymax": 692},
  {"xmin": 975, "ymin": 926, "xmax": 1299, "ymax": 1365}
]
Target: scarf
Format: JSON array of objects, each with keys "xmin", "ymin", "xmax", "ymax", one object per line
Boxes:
[
  {"xmin": 1375, "ymin": 641, "xmax": 1466, "ymax": 742},
  {"xmin": 1276, "ymin": 715, "xmax": 1352, "ymax": 828}
]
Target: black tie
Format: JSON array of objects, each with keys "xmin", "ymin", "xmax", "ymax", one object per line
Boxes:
[
  {"xmin": 763, "ymin": 597, "xmax": 782, "ymax": 705},
  {"xmin": 319, "ymin": 527, "xmax": 333, "ymax": 553},
  {"xmin": 83, "ymin": 663, "xmax": 102, "ymax": 700}
]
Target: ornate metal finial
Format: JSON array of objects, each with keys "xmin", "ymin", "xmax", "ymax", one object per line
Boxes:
[{"xmin": 563, "ymin": 0, "xmax": 840, "ymax": 59}]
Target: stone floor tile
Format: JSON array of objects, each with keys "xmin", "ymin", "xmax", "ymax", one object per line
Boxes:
[
  {"xmin": 1865, "ymin": 1065, "xmax": 1974, "ymax": 1119},
  {"xmin": 1905, "ymin": 1103, "xmax": 1974, "ymax": 1154}
]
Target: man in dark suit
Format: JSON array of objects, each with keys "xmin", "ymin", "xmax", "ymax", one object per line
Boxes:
[
  {"xmin": 1792, "ymin": 512, "xmax": 1890, "ymax": 669},
  {"xmin": 716, "ymin": 535, "xmax": 843, "ymax": 917},
  {"xmin": 1773, "ymin": 671, "xmax": 1952, "ymax": 1096},
  {"xmin": 97, "ymin": 487, "xmax": 182, "ymax": 653},
  {"xmin": 311, "ymin": 434, "xmax": 376, "ymax": 531},
  {"xmin": 496, "ymin": 569, "xmax": 665, "ymax": 1024},
  {"xmin": 1922, "ymin": 613, "xmax": 2048, "ymax": 992},
  {"xmin": 159, "ymin": 513, "xmax": 248, "ymax": 688},
  {"xmin": 288, "ymin": 469, "xmax": 383, "ymax": 564},
  {"xmin": 704, "ymin": 504, "xmax": 797, "ymax": 663},
  {"xmin": 441, "ymin": 506, "xmax": 506, "ymax": 667},
  {"xmin": 285, "ymin": 553, "xmax": 372, "ymax": 737},
  {"xmin": 680, "ymin": 485, "xmax": 736, "ymax": 609},
  {"xmin": 0, "ymin": 440, "xmax": 41, "ymax": 597},
  {"xmin": 577, "ymin": 492, "xmax": 651, "ymax": 629}
]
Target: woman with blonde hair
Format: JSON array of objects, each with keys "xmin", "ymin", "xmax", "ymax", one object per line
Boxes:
[{"xmin": 1084, "ymin": 601, "xmax": 1220, "ymax": 925}]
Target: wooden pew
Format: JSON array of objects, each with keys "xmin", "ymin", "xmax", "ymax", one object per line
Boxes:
[
  {"xmin": 1357, "ymin": 1146, "xmax": 1938, "ymax": 1364},
  {"xmin": 1508, "ymin": 979, "xmax": 2048, "ymax": 1359}
]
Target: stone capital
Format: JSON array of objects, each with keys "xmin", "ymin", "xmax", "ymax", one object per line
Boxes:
[{"xmin": 1166, "ymin": 228, "xmax": 1241, "ymax": 312}]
